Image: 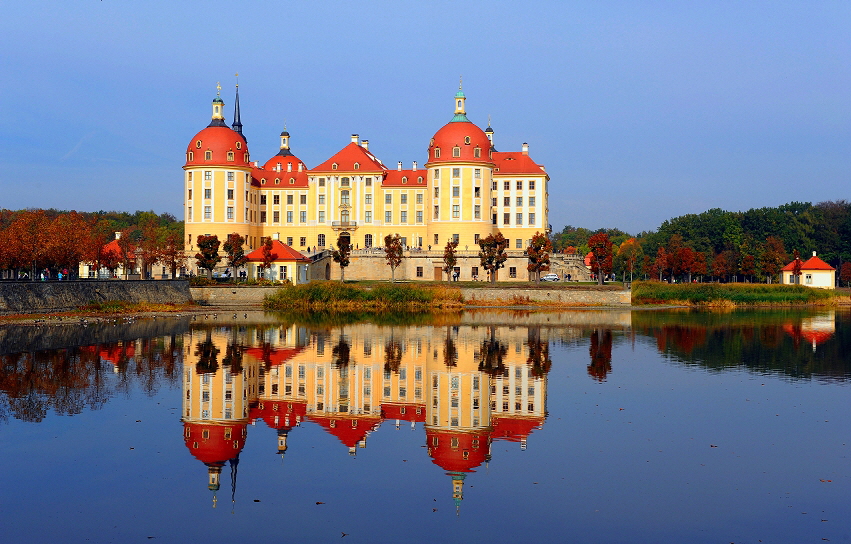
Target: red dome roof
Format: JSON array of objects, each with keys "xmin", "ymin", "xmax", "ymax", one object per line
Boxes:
[
  {"xmin": 426, "ymin": 429, "xmax": 491, "ymax": 473},
  {"xmin": 183, "ymin": 422, "xmax": 247, "ymax": 465},
  {"xmin": 262, "ymin": 154, "xmax": 305, "ymax": 172},
  {"xmin": 427, "ymin": 121, "xmax": 492, "ymax": 164},
  {"xmin": 250, "ymin": 399, "xmax": 308, "ymax": 431},
  {"xmin": 185, "ymin": 126, "xmax": 250, "ymax": 168}
]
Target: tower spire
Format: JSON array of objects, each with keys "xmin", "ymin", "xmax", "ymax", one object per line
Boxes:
[
  {"xmin": 232, "ymin": 73, "xmax": 244, "ymax": 140},
  {"xmin": 452, "ymin": 80, "xmax": 468, "ymax": 122}
]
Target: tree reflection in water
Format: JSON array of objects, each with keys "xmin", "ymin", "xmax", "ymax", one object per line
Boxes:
[{"xmin": 588, "ymin": 328, "xmax": 613, "ymax": 382}]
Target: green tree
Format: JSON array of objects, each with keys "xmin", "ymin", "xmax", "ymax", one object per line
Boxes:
[
  {"xmin": 526, "ymin": 231, "xmax": 552, "ymax": 282},
  {"xmin": 615, "ymin": 238, "xmax": 642, "ymax": 282},
  {"xmin": 478, "ymin": 232, "xmax": 508, "ymax": 283},
  {"xmin": 331, "ymin": 233, "xmax": 352, "ymax": 282},
  {"xmin": 195, "ymin": 235, "xmax": 221, "ymax": 278},
  {"xmin": 384, "ymin": 233, "xmax": 403, "ymax": 282}
]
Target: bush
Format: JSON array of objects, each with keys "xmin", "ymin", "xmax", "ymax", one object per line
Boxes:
[
  {"xmin": 264, "ymin": 281, "xmax": 462, "ymax": 310},
  {"xmin": 632, "ymin": 281, "xmax": 837, "ymax": 306}
]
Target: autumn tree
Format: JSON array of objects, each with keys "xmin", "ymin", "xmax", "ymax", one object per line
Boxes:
[
  {"xmin": 760, "ymin": 236, "xmax": 786, "ymax": 283},
  {"xmin": 222, "ymin": 233, "xmax": 248, "ymax": 282},
  {"xmin": 791, "ymin": 249, "xmax": 802, "ymax": 284},
  {"xmin": 260, "ymin": 237, "xmax": 275, "ymax": 279},
  {"xmin": 160, "ymin": 230, "xmax": 185, "ymax": 278},
  {"xmin": 588, "ymin": 329, "xmax": 613, "ymax": 382},
  {"xmin": 83, "ymin": 216, "xmax": 117, "ymax": 278},
  {"xmin": 116, "ymin": 227, "xmax": 137, "ymax": 278},
  {"xmin": 442, "ymin": 239, "xmax": 458, "ymax": 284},
  {"xmin": 840, "ymin": 262, "xmax": 851, "ymax": 287},
  {"xmin": 615, "ymin": 238, "xmax": 642, "ymax": 282},
  {"xmin": 478, "ymin": 232, "xmax": 508, "ymax": 283},
  {"xmin": 654, "ymin": 247, "xmax": 669, "ymax": 281},
  {"xmin": 331, "ymin": 234, "xmax": 352, "ymax": 282},
  {"xmin": 526, "ymin": 231, "xmax": 552, "ymax": 282},
  {"xmin": 711, "ymin": 252, "xmax": 728, "ymax": 282},
  {"xmin": 195, "ymin": 235, "xmax": 221, "ymax": 278},
  {"xmin": 740, "ymin": 254, "xmax": 756, "ymax": 283},
  {"xmin": 675, "ymin": 246, "xmax": 696, "ymax": 283},
  {"xmin": 2, "ymin": 210, "xmax": 49, "ymax": 277},
  {"xmin": 588, "ymin": 232, "xmax": 614, "ymax": 284},
  {"xmin": 138, "ymin": 213, "xmax": 163, "ymax": 278},
  {"xmin": 384, "ymin": 233, "xmax": 403, "ymax": 282},
  {"xmin": 692, "ymin": 252, "xmax": 708, "ymax": 282}
]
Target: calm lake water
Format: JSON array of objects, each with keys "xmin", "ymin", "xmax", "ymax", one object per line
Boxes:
[{"xmin": 0, "ymin": 309, "xmax": 849, "ymax": 543}]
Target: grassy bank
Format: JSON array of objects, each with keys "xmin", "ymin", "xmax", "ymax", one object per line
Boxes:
[
  {"xmin": 264, "ymin": 282, "xmax": 463, "ymax": 311},
  {"xmin": 632, "ymin": 281, "xmax": 842, "ymax": 306}
]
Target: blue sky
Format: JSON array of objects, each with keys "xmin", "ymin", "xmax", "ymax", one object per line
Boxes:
[{"xmin": 1, "ymin": 1, "xmax": 849, "ymax": 234}]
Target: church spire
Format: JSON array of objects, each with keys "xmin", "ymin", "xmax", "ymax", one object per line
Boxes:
[{"xmin": 232, "ymin": 73, "xmax": 244, "ymax": 140}]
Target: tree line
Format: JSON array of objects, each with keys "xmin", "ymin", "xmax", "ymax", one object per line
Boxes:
[
  {"xmin": 552, "ymin": 200, "xmax": 851, "ymax": 285},
  {"xmin": 0, "ymin": 209, "xmax": 184, "ymax": 279}
]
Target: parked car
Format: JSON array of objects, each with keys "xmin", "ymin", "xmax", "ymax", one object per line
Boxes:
[{"xmin": 541, "ymin": 273, "xmax": 560, "ymax": 282}]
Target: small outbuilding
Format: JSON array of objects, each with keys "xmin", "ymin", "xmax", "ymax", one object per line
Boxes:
[
  {"xmin": 245, "ymin": 241, "xmax": 310, "ymax": 284},
  {"xmin": 780, "ymin": 251, "xmax": 835, "ymax": 289}
]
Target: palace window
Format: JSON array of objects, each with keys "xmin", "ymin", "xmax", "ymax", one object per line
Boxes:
[
  {"xmin": 365, "ymin": 211, "xmax": 372, "ymax": 223},
  {"xmin": 227, "ymin": 207, "xmax": 234, "ymax": 219},
  {"xmin": 365, "ymin": 177, "xmax": 372, "ymax": 186},
  {"xmin": 385, "ymin": 211, "xmax": 392, "ymax": 223},
  {"xmin": 287, "ymin": 237, "xmax": 293, "ymax": 246},
  {"xmin": 509, "ymin": 267, "xmax": 517, "ymax": 278},
  {"xmin": 332, "ymin": 163, "xmax": 338, "ymax": 170},
  {"xmin": 529, "ymin": 180, "xmax": 536, "ymax": 190},
  {"xmin": 434, "ymin": 148, "xmax": 440, "ymax": 158},
  {"xmin": 188, "ymin": 189, "xmax": 192, "ymax": 200},
  {"xmin": 319, "ymin": 194, "xmax": 325, "ymax": 205},
  {"xmin": 516, "ymin": 239, "xmax": 523, "ymax": 249},
  {"xmin": 464, "ymin": 136, "xmax": 471, "ymax": 144},
  {"xmin": 260, "ymin": 195, "xmax": 267, "ymax": 205},
  {"xmin": 273, "ymin": 211, "xmax": 280, "ymax": 222},
  {"xmin": 402, "ymin": 176, "xmax": 407, "ymax": 184},
  {"xmin": 353, "ymin": 163, "xmax": 359, "ymax": 170},
  {"xmin": 517, "ymin": 197, "xmax": 523, "ymax": 206},
  {"xmin": 365, "ymin": 234, "xmax": 373, "ymax": 248},
  {"xmin": 452, "ymin": 205, "xmax": 460, "ymax": 218},
  {"xmin": 474, "ymin": 234, "xmax": 480, "ymax": 244},
  {"xmin": 287, "ymin": 194, "xmax": 293, "ymax": 205},
  {"xmin": 341, "ymin": 191, "xmax": 350, "ymax": 205},
  {"xmin": 452, "ymin": 187, "xmax": 460, "ymax": 197},
  {"xmin": 318, "ymin": 234, "xmax": 326, "ymax": 247},
  {"xmin": 453, "ymin": 146, "xmax": 461, "ymax": 157},
  {"xmin": 434, "ymin": 206, "xmax": 439, "ymax": 219},
  {"xmin": 227, "ymin": 172, "xmax": 234, "ymax": 181},
  {"xmin": 319, "ymin": 178, "xmax": 326, "ymax": 186},
  {"xmin": 416, "ymin": 267, "xmax": 423, "ymax": 277},
  {"xmin": 434, "ymin": 187, "xmax": 439, "ymax": 198},
  {"xmin": 204, "ymin": 171, "xmax": 212, "ymax": 180},
  {"xmin": 318, "ymin": 211, "xmax": 325, "ymax": 223},
  {"xmin": 400, "ymin": 211, "xmax": 407, "ymax": 223},
  {"xmin": 300, "ymin": 195, "xmax": 307, "ymax": 205},
  {"xmin": 474, "ymin": 147, "xmax": 481, "ymax": 158},
  {"xmin": 300, "ymin": 211, "xmax": 307, "ymax": 223},
  {"xmin": 401, "ymin": 194, "xmax": 407, "ymax": 204},
  {"xmin": 516, "ymin": 213, "xmax": 523, "ymax": 225},
  {"xmin": 205, "ymin": 151, "xmax": 212, "ymax": 160},
  {"xmin": 341, "ymin": 177, "xmax": 349, "ymax": 187},
  {"xmin": 529, "ymin": 213, "xmax": 535, "ymax": 225},
  {"xmin": 474, "ymin": 205, "xmax": 481, "ymax": 218},
  {"xmin": 504, "ymin": 213, "xmax": 510, "ymax": 225},
  {"xmin": 504, "ymin": 181, "xmax": 510, "ymax": 190},
  {"xmin": 287, "ymin": 211, "xmax": 293, "ymax": 223},
  {"xmin": 517, "ymin": 181, "xmax": 523, "ymax": 190},
  {"xmin": 474, "ymin": 168, "xmax": 481, "ymax": 179},
  {"xmin": 416, "ymin": 210, "xmax": 423, "ymax": 223},
  {"xmin": 452, "ymin": 168, "xmax": 460, "ymax": 178},
  {"xmin": 204, "ymin": 189, "xmax": 211, "ymax": 199},
  {"xmin": 416, "ymin": 193, "xmax": 423, "ymax": 204},
  {"xmin": 300, "ymin": 237, "xmax": 306, "ymax": 247},
  {"xmin": 434, "ymin": 169, "xmax": 440, "ymax": 179},
  {"xmin": 204, "ymin": 206, "xmax": 211, "ymax": 219},
  {"xmin": 504, "ymin": 197, "xmax": 510, "ymax": 206},
  {"xmin": 260, "ymin": 211, "xmax": 266, "ymax": 223},
  {"xmin": 385, "ymin": 194, "xmax": 392, "ymax": 204},
  {"xmin": 529, "ymin": 197, "xmax": 535, "ymax": 206},
  {"xmin": 273, "ymin": 194, "xmax": 279, "ymax": 204},
  {"xmin": 364, "ymin": 193, "xmax": 371, "ymax": 204},
  {"xmin": 227, "ymin": 151, "xmax": 234, "ymax": 161}
]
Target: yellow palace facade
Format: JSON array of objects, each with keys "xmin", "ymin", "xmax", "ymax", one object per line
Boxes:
[{"xmin": 184, "ymin": 84, "xmax": 550, "ymax": 281}]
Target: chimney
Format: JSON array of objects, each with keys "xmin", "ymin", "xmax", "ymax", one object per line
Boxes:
[
  {"xmin": 412, "ymin": 161, "xmax": 418, "ymax": 171},
  {"xmin": 115, "ymin": 231, "xmax": 121, "ymax": 240},
  {"xmin": 276, "ymin": 163, "xmax": 282, "ymax": 172},
  {"xmin": 351, "ymin": 134, "xmax": 359, "ymax": 144},
  {"xmin": 813, "ymin": 251, "xmax": 817, "ymax": 257},
  {"xmin": 298, "ymin": 163, "xmax": 303, "ymax": 172},
  {"xmin": 287, "ymin": 162, "xmax": 292, "ymax": 172},
  {"xmin": 397, "ymin": 161, "xmax": 403, "ymax": 171},
  {"xmin": 522, "ymin": 142, "xmax": 529, "ymax": 155},
  {"xmin": 361, "ymin": 139, "xmax": 369, "ymax": 150}
]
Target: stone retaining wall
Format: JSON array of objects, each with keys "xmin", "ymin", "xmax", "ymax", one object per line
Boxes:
[
  {"xmin": 0, "ymin": 280, "xmax": 191, "ymax": 314},
  {"xmin": 190, "ymin": 286, "xmax": 278, "ymax": 306},
  {"xmin": 461, "ymin": 287, "xmax": 631, "ymax": 306}
]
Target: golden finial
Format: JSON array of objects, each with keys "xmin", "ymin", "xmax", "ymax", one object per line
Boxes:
[
  {"xmin": 488, "ymin": 114, "xmax": 491, "ymax": 127},
  {"xmin": 235, "ymin": 72, "xmax": 239, "ymax": 88},
  {"xmin": 459, "ymin": 75, "xmax": 463, "ymax": 90},
  {"xmin": 216, "ymin": 82, "xmax": 221, "ymax": 96}
]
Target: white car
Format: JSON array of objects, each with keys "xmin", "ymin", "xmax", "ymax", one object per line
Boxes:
[{"xmin": 540, "ymin": 273, "xmax": 560, "ymax": 282}]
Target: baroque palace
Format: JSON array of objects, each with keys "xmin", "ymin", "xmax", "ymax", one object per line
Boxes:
[{"xmin": 184, "ymin": 83, "xmax": 550, "ymax": 281}]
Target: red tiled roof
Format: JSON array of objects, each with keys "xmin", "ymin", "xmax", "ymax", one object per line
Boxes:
[
  {"xmin": 250, "ymin": 399, "xmax": 308, "ymax": 431},
  {"xmin": 185, "ymin": 126, "xmax": 251, "ymax": 168},
  {"xmin": 245, "ymin": 240, "xmax": 309, "ymax": 263},
  {"xmin": 781, "ymin": 255, "xmax": 835, "ymax": 271},
  {"xmin": 380, "ymin": 402, "xmax": 426, "ymax": 422},
  {"xmin": 251, "ymin": 167, "xmax": 309, "ymax": 189},
  {"xmin": 491, "ymin": 416, "xmax": 545, "ymax": 443},
  {"xmin": 383, "ymin": 170, "xmax": 427, "ymax": 187},
  {"xmin": 243, "ymin": 346, "xmax": 305, "ymax": 366},
  {"xmin": 492, "ymin": 151, "xmax": 546, "ymax": 175},
  {"xmin": 102, "ymin": 239, "xmax": 133, "ymax": 260},
  {"xmin": 183, "ymin": 422, "xmax": 248, "ymax": 465},
  {"xmin": 311, "ymin": 142, "xmax": 386, "ymax": 173},
  {"xmin": 309, "ymin": 415, "xmax": 383, "ymax": 449}
]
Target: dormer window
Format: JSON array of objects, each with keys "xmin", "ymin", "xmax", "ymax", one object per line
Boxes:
[
  {"xmin": 275, "ymin": 178, "xmax": 280, "ymax": 185},
  {"xmin": 453, "ymin": 146, "xmax": 461, "ymax": 157},
  {"xmin": 418, "ymin": 176, "xmax": 423, "ymax": 183},
  {"xmin": 187, "ymin": 152, "xmax": 194, "ymax": 161},
  {"xmin": 353, "ymin": 162, "xmax": 360, "ymax": 170},
  {"xmin": 402, "ymin": 176, "xmax": 407, "ymax": 184},
  {"xmin": 261, "ymin": 179, "xmax": 266, "ymax": 185},
  {"xmin": 205, "ymin": 151, "xmax": 212, "ymax": 160},
  {"xmin": 227, "ymin": 151, "xmax": 234, "ymax": 161},
  {"xmin": 236, "ymin": 142, "xmax": 242, "ymax": 150},
  {"xmin": 464, "ymin": 136, "xmax": 471, "ymax": 145},
  {"xmin": 332, "ymin": 163, "xmax": 338, "ymax": 170},
  {"xmin": 289, "ymin": 178, "xmax": 294, "ymax": 184},
  {"xmin": 244, "ymin": 152, "xmax": 249, "ymax": 162},
  {"xmin": 474, "ymin": 147, "xmax": 481, "ymax": 158},
  {"xmin": 434, "ymin": 148, "xmax": 441, "ymax": 158},
  {"xmin": 195, "ymin": 141, "xmax": 202, "ymax": 149}
]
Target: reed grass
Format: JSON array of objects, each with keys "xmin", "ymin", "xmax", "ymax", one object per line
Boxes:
[
  {"xmin": 632, "ymin": 281, "xmax": 838, "ymax": 306},
  {"xmin": 264, "ymin": 282, "xmax": 464, "ymax": 310}
]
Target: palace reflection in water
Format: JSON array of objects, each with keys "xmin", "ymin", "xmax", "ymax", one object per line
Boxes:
[{"xmin": 181, "ymin": 321, "xmax": 553, "ymax": 511}]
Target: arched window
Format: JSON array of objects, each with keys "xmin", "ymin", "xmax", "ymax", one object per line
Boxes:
[
  {"xmin": 187, "ymin": 152, "xmax": 194, "ymax": 161},
  {"xmin": 364, "ymin": 234, "xmax": 373, "ymax": 248},
  {"xmin": 353, "ymin": 162, "xmax": 360, "ymax": 170},
  {"xmin": 340, "ymin": 190, "xmax": 350, "ymax": 205},
  {"xmin": 453, "ymin": 146, "xmax": 461, "ymax": 157},
  {"xmin": 332, "ymin": 163, "xmax": 338, "ymax": 170},
  {"xmin": 457, "ymin": 100, "xmax": 462, "ymax": 109},
  {"xmin": 402, "ymin": 176, "xmax": 407, "ymax": 184},
  {"xmin": 318, "ymin": 234, "xmax": 326, "ymax": 247}
]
